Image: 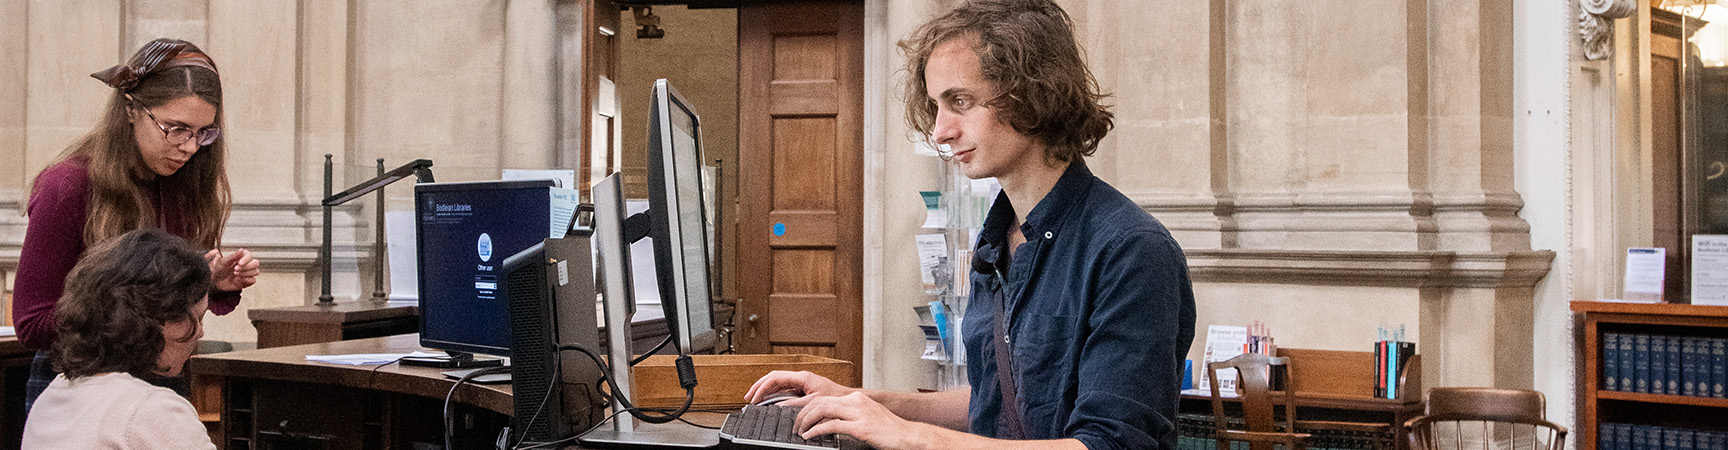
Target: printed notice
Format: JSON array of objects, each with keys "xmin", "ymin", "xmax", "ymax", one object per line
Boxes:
[
  {"xmin": 1624, "ymin": 247, "xmax": 1667, "ymax": 302},
  {"xmin": 1198, "ymin": 325, "xmax": 1249, "ymax": 392},
  {"xmin": 1694, "ymin": 236, "xmax": 1728, "ymax": 305},
  {"xmin": 548, "ymin": 187, "xmax": 580, "ymax": 239},
  {"xmin": 916, "ymin": 233, "xmax": 950, "ymax": 292}
]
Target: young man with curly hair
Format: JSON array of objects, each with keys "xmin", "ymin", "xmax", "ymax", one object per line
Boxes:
[{"xmin": 745, "ymin": 1, "xmax": 1197, "ymax": 449}]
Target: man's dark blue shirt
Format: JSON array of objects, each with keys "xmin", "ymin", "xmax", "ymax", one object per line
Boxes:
[{"xmin": 963, "ymin": 160, "xmax": 1197, "ymax": 450}]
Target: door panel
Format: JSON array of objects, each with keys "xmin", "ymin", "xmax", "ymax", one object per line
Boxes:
[{"xmin": 737, "ymin": 0, "xmax": 863, "ymax": 380}]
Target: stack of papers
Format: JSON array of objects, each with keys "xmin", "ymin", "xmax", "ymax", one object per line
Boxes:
[{"xmin": 306, "ymin": 351, "xmax": 444, "ymax": 365}]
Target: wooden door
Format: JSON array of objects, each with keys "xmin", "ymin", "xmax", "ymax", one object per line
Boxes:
[{"xmin": 735, "ymin": 0, "xmax": 864, "ymax": 380}]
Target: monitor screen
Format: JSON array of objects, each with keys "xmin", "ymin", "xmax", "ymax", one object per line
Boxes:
[
  {"xmin": 647, "ymin": 79, "xmax": 716, "ymax": 355},
  {"xmin": 415, "ymin": 179, "xmax": 557, "ymax": 357}
]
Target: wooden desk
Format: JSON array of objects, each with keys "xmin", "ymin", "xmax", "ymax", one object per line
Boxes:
[
  {"xmin": 248, "ymin": 302, "xmax": 420, "ymax": 349},
  {"xmin": 1178, "ymin": 392, "xmax": 1422, "ymax": 450},
  {"xmin": 191, "ymin": 334, "xmax": 514, "ymax": 449},
  {"xmin": 0, "ymin": 337, "xmax": 35, "ymax": 450},
  {"xmin": 1179, "ymin": 348, "xmax": 1425, "ymax": 450}
]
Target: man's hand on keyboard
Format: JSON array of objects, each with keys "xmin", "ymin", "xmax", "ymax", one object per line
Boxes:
[
  {"xmin": 795, "ymin": 391, "xmax": 929, "ymax": 450},
  {"xmin": 745, "ymin": 370, "xmax": 858, "ymax": 407}
]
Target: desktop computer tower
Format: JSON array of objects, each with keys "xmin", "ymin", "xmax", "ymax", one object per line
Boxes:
[{"xmin": 505, "ymin": 235, "xmax": 606, "ymax": 444}]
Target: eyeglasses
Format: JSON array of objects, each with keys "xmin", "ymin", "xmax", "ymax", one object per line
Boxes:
[{"xmin": 127, "ymin": 95, "xmax": 221, "ymax": 147}]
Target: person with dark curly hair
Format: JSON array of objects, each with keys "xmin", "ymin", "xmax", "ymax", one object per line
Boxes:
[
  {"xmin": 14, "ymin": 37, "xmax": 260, "ymax": 413},
  {"xmin": 745, "ymin": 1, "xmax": 1196, "ymax": 449},
  {"xmin": 21, "ymin": 229, "xmax": 216, "ymax": 449}
]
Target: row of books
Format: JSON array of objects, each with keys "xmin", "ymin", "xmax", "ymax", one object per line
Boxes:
[
  {"xmin": 1600, "ymin": 423, "xmax": 1728, "ymax": 450},
  {"xmin": 1373, "ymin": 340, "xmax": 1414, "ymax": 399},
  {"xmin": 1602, "ymin": 333, "xmax": 1728, "ymax": 397}
]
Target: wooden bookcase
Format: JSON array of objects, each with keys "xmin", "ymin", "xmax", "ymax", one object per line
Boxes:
[{"xmin": 1573, "ymin": 301, "xmax": 1728, "ymax": 450}]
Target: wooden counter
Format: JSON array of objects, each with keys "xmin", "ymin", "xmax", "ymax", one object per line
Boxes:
[
  {"xmin": 190, "ymin": 334, "xmax": 514, "ymax": 449},
  {"xmin": 247, "ymin": 302, "xmax": 420, "ymax": 349}
]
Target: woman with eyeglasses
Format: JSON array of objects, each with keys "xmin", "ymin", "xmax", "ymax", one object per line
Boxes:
[{"xmin": 13, "ymin": 38, "xmax": 260, "ymax": 414}]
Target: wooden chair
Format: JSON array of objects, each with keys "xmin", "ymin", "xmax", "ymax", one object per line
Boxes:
[
  {"xmin": 1403, "ymin": 388, "xmax": 1568, "ymax": 450},
  {"xmin": 1208, "ymin": 353, "xmax": 1310, "ymax": 450}
]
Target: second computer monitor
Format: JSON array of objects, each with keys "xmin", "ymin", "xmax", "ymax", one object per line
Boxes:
[{"xmin": 646, "ymin": 79, "xmax": 716, "ymax": 356}]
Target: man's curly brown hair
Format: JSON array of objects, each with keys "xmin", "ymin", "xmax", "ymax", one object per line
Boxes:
[
  {"xmin": 901, "ymin": 0, "xmax": 1114, "ymax": 163},
  {"xmin": 51, "ymin": 229, "xmax": 210, "ymax": 379}
]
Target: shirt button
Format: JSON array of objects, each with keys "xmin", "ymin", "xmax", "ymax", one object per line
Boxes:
[{"xmin": 1044, "ymin": 231, "xmax": 1053, "ymax": 239}]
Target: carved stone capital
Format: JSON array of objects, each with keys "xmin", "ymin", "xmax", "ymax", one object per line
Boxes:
[
  {"xmin": 1579, "ymin": 9, "xmax": 1614, "ymax": 61},
  {"xmin": 1578, "ymin": 0, "xmax": 1632, "ymax": 61}
]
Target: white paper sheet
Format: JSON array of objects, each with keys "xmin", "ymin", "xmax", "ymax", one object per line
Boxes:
[
  {"xmin": 1623, "ymin": 247, "xmax": 1666, "ymax": 302},
  {"xmin": 916, "ymin": 234, "xmax": 949, "ymax": 290},
  {"xmin": 385, "ymin": 211, "xmax": 418, "ymax": 305},
  {"xmin": 1694, "ymin": 235, "xmax": 1728, "ymax": 305},
  {"xmin": 1199, "ymin": 325, "xmax": 1249, "ymax": 392},
  {"xmin": 548, "ymin": 187, "xmax": 580, "ymax": 239},
  {"xmin": 502, "ymin": 169, "xmax": 577, "ymax": 190},
  {"xmin": 305, "ymin": 351, "xmax": 445, "ymax": 366}
]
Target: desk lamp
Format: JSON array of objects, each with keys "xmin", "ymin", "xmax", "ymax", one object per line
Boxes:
[{"xmin": 318, "ymin": 155, "xmax": 435, "ymax": 305}]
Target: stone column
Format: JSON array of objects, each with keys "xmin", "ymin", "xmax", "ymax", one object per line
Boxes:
[{"xmin": 502, "ymin": 0, "xmax": 559, "ymax": 172}]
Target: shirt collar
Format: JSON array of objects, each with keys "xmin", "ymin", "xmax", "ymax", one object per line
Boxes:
[
  {"xmin": 1018, "ymin": 159, "xmax": 1095, "ymax": 240},
  {"xmin": 972, "ymin": 159, "xmax": 1095, "ymax": 270}
]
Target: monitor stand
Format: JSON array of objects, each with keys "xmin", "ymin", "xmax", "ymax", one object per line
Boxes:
[
  {"xmin": 576, "ymin": 423, "xmax": 719, "ymax": 449},
  {"xmin": 581, "ymin": 173, "xmax": 718, "ymax": 449}
]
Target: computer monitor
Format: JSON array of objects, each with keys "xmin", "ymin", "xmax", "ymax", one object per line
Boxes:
[
  {"xmin": 577, "ymin": 81, "xmax": 721, "ymax": 447},
  {"xmin": 414, "ymin": 179, "xmax": 559, "ymax": 357},
  {"xmin": 646, "ymin": 79, "xmax": 717, "ymax": 356}
]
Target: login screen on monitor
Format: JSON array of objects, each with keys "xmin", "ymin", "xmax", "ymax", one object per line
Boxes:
[{"xmin": 415, "ymin": 179, "xmax": 556, "ymax": 356}]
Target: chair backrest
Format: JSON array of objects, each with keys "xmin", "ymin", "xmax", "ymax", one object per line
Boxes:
[
  {"xmin": 1406, "ymin": 388, "xmax": 1568, "ymax": 450},
  {"xmin": 1208, "ymin": 353, "xmax": 1299, "ymax": 450}
]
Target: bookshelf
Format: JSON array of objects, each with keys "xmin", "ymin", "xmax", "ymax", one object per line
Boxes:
[
  {"xmin": 918, "ymin": 162, "xmax": 995, "ymax": 390},
  {"xmin": 1572, "ymin": 301, "xmax": 1728, "ymax": 450}
]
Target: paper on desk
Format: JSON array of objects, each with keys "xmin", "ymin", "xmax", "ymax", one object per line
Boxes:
[
  {"xmin": 306, "ymin": 351, "xmax": 444, "ymax": 365},
  {"xmin": 0, "ymin": 326, "xmax": 14, "ymax": 337}
]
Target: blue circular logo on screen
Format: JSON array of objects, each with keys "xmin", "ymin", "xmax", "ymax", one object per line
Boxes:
[{"xmin": 478, "ymin": 233, "xmax": 493, "ymax": 262}]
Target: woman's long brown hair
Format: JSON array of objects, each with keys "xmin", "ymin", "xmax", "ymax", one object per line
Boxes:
[{"xmin": 35, "ymin": 38, "xmax": 230, "ymax": 250}]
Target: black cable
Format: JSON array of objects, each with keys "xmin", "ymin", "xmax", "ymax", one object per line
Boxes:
[
  {"xmin": 367, "ymin": 356, "xmax": 406, "ymax": 379},
  {"xmin": 673, "ymin": 413, "xmax": 722, "ymax": 430},
  {"xmin": 443, "ymin": 365, "xmax": 511, "ymax": 450},
  {"xmin": 559, "ymin": 343, "xmax": 696, "ymax": 424},
  {"xmin": 629, "ymin": 334, "xmax": 672, "ymax": 365}
]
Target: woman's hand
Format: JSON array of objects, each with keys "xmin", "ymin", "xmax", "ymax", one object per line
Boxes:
[{"xmin": 206, "ymin": 248, "xmax": 260, "ymax": 291}]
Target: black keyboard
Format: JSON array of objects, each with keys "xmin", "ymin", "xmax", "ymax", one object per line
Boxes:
[{"xmin": 719, "ymin": 404, "xmax": 860, "ymax": 450}]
